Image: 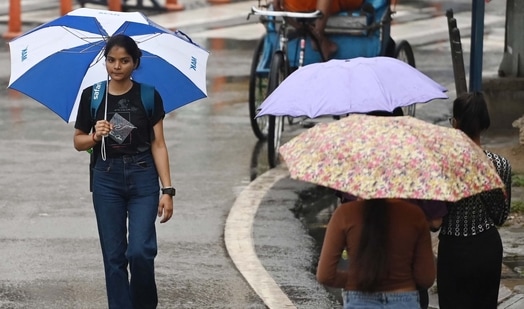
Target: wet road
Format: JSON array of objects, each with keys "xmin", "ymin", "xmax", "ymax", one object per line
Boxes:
[{"xmin": 0, "ymin": 0, "xmax": 510, "ymax": 308}]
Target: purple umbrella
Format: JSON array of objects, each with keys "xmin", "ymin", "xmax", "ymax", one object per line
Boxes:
[{"xmin": 256, "ymin": 57, "xmax": 448, "ymax": 118}]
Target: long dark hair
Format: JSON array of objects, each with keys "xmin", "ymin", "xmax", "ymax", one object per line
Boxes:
[
  {"xmin": 452, "ymin": 92, "xmax": 490, "ymax": 139},
  {"xmin": 366, "ymin": 107, "xmax": 404, "ymax": 117},
  {"xmin": 104, "ymin": 34, "xmax": 142, "ymax": 69},
  {"xmin": 354, "ymin": 199, "xmax": 389, "ymax": 292}
]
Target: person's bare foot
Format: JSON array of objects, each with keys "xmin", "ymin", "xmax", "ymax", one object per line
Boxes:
[
  {"xmin": 309, "ymin": 25, "xmax": 338, "ymax": 60},
  {"xmin": 320, "ymin": 38, "xmax": 337, "ymax": 60},
  {"xmin": 311, "ymin": 37, "xmax": 338, "ymax": 60}
]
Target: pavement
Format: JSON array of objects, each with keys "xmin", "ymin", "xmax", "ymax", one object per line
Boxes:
[{"xmin": 2, "ymin": 1, "xmax": 524, "ymax": 308}]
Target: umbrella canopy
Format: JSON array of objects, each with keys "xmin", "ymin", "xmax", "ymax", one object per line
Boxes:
[
  {"xmin": 279, "ymin": 114, "xmax": 505, "ymax": 202},
  {"xmin": 8, "ymin": 8, "xmax": 209, "ymax": 123},
  {"xmin": 256, "ymin": 57, "xmax": 448, "ymax": 118}
]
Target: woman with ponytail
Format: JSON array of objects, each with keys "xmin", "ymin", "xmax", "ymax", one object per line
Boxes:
[
  {"xmin": 437, "ymin": 92, "xmax": 512, "ymax": 308},
  {"xmin": 317, "ymin": 198, "xmax": 436, "ymax": 308}
]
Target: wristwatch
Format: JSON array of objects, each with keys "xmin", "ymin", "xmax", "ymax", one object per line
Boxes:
[{"xmin": 161, "ymin": 186, "xmax": 176, "ymax": 197}]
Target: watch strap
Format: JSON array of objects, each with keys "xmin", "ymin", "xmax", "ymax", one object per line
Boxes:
[{"xmin": 161, "ymin": 186, "xmax": 176, "ymax": 197}]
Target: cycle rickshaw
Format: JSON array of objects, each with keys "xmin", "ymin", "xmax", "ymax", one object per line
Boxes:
[{"xmin": 248, "ymin": 0, "xmax": 416, "ymax": 168}]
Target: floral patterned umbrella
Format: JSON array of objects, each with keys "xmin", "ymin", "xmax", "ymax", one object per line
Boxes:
[{"xmin": 279, "ymin": 114, "xmax": 505, "ymax": 202}]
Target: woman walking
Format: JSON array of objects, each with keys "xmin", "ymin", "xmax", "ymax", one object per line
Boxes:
[
  {"xmin": 437, "ymin": 92, "xmax": 512, "ymax": 308},
  {"xmin": 73, "ymin": 34, "xmax": 174, "ymax": 308},
  {"xmin": 317, "ymin": 198, "xmax": 436, "ymax": 308}
]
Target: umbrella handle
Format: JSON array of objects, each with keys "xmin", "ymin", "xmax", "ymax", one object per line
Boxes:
[{"xmin": 100, "ymin": 76, "xmax": 109, "ymax": 162}]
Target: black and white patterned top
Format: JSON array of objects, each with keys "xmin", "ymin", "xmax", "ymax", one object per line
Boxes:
[{"xmin": 440, "ymin": 150, "xmax": 512, "ymax": 237}]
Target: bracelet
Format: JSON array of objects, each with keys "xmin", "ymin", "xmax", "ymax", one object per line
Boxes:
[{"xmin": 92, "ymin": 133, "xmax": 99, "ymax": 143}]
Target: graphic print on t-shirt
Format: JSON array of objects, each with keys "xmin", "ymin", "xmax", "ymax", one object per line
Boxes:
[
  {"xmin": 109, "ymin": 113, "xmax": 136, "ymax": 144},
  {"xmin": 107, "ymin": 98, "xmax": 138, "ymax": 145}
]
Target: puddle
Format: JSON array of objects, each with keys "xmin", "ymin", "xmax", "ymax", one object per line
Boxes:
[
  {"xmin": 293, "ymin": 185, "xmax": 343, "ymax": 304},
  {"xmin": 0, "ymin": 282, "xmax": 28, "ymax": 307},
  {"xmin": 292, "ymin": 185, "xmax": 338, "ymax": 244}
]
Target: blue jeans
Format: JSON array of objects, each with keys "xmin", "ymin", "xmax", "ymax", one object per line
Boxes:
[
  {"xmin": 93, "ymin": 151, "xmax": 159, "ymax": 309},
  {"xmin": 343, "ymin": 290, "xmax": 420, "ymax": 309}
]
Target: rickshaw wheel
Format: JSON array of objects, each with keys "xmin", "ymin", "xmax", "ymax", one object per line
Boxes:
[
  {"xmin": 395, "ymin": 40, "xmax": 417, "ymax": 117},
  {"xmin": 267, "ymin": 51, "xmax": 287, "ymax": 168},
  {"xmin": 285, "ymin": 67, "xmax": 298, "ymax": 126},
  {"xmin": 249, "ymin": 35, "xmax": 269, "ymax": 140},
  {"xmin": 394, "ymin": 40, "xmax": 415, "ymax": 68},
  {"xmin": 268, "ymin": 115, "xmax": 283, "ymax": 168}
]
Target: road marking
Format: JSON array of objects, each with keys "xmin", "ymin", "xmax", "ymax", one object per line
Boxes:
[{"xmin": 225, "ymin": 165, "xmax": 295, "ymax": 309}]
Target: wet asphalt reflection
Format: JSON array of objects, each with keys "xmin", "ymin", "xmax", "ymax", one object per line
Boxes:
[
  {"xmin": 248, "ymin": 120, "xmax": 344, "ymax": 305},
  {"xmin": 292, "ymin": 186, "xmax": 343, "ymax": 304}
]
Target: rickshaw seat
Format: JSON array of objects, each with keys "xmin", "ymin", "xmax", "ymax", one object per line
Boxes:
[{"xmin": 325, "ymin": 0, "xmax": 389, "ymax": 35}]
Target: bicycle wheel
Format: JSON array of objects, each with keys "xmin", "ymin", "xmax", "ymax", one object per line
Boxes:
[
  {"xmin": 268, "ymin": 115, "xmax": 283, "ymax": 168},
  {"xmin": 285, "ymin": 67, "xmax": 298, "ymax": 125},
  {"xmin": 394, "ymin": 40, "xmax": 415, "ymax": 68},
  {"xmin": 249, "ymin": 35, "xmax": 270, "ymax": 140},
  {"xmin": 395, "ymin": 40, "xmax": 417, "ymax": 117},
  {"xmin": 267, "ymin": 51, "xmax": 287, "ymax": 168}
]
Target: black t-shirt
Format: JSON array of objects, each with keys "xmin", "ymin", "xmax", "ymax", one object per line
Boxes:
[{"xmin": 75, "ymin": 81, "xmax": 165, "ymax": 158}]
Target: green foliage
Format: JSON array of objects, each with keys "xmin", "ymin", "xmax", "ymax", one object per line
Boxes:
[
  {"xmin": 511, "ymin": 201, "xmax": 524, "ymax": 214},
  {"xmin": 512, "ymin": 174, "xmax": 524, "ymax": 187}
]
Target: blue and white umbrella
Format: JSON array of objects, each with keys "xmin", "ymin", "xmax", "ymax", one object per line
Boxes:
[{"xmin": 8, "ymin": 8, "xmax": 209, "ymax": 122}]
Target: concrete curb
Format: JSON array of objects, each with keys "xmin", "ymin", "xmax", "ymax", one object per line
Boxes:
[{"xmin": 224, "ymin": 165, "xmax": 296, "ymax": 309}]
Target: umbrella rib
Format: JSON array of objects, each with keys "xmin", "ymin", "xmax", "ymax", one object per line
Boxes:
[
  {"xmin": 89, "ymin": 50, "xmax": 105, "ymax": 69},
  {"xmin": 135, "ymin": 33, "xmax": 162, "ymax": 44},
  {"xmin": 59, "ymin": 25, "xmax": 109, "ymax": 44},
  {"xmin": 114, "ymin": 22, "xmax": 163, "ymax": 44}
]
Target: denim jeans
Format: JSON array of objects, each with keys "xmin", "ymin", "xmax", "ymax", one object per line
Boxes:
[
  {"xmin": 93, "ymin": 151, "xmax": 159, "ymax": 309},
  {"xmin": 343, "ymin": 290, "xmax": 420, "ymax": 309}
]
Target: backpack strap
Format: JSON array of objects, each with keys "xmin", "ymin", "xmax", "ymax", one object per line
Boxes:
[
  {"xmin": 140, "ymin": 83, "xmax": 155, "ymax": 118},
  {"xmin": 90, "ymin": 81, "xmax": 106, "ymax": 120}
]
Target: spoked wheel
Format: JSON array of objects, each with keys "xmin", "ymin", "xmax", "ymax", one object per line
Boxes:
[
  {"xmin": 267, "ymin": 51, "xmax": 287, "ymax": 168},
  {"xmin": 249, "ymin": 35, "xmax": 270, "ymax": 140},
  {"xmin": 268, "ymin": 115, "xmax": 283, "ymax": 168},
  {"xmin": 394, "ymin": 40, "xmax": 417, "ymax": 117},
  {"xmin": 285, "ymin": 67, "xmax": 298, "ymax": 126},
  {"xmin": 394, "ymin": 40, "xmax": 415, "ymax": 67}
]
